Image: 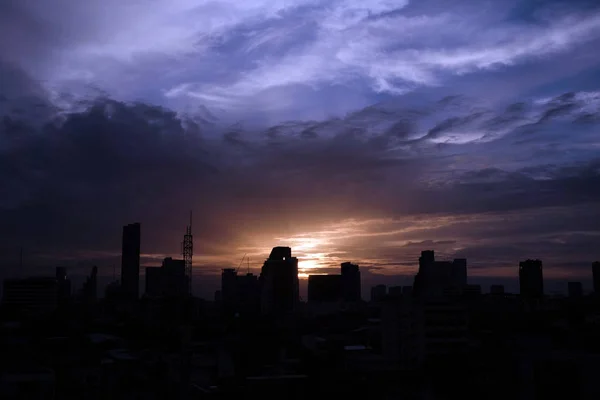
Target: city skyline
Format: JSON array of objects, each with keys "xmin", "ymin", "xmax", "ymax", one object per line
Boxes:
[
  {"xmin": 3, "ymin": 2, "xmax": 600, "ymax": 398},
  {"xmin": 1, "ymin": 0, "xmax": 600, "ymax": 298},
  {"xmin": 6, "ymin": 229, "xmax": 600, "ymax": 300},
  {"xmin": 3, "ymin": 212, "xmax": 600, "ymax": 298}
]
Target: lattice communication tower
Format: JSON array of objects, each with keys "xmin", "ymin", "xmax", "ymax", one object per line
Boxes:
[{"xmin": 182, "ymin": 211, "xmax": 194, "ymax": 295}]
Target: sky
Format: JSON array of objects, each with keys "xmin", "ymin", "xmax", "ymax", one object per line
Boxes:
[{"xmin": 1, "ymin": 0, "xmax": 600, "ymax": 298}]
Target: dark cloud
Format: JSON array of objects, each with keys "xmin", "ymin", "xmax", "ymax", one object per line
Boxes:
[{"xmin": 1, "ymin": 89, "xmax": 600, "ymax": 297}]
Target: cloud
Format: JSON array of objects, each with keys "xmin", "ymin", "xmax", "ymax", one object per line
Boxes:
[
  {"xmin": 2, "ymin": 0, "xmax": 599, "ymax": 121},
  {"xmin": 164, "ymin": 1, "xmax": 600, "ymax": 111},
  {"xmin": 1, "ymin": 86, "xmax": 599, "ymax": 297}
]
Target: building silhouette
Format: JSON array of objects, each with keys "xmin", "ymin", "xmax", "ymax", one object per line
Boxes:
[
  {"xmin": 568, "ymin": 281, "xmax": 583, "ymax": 298},
  {"xmin": 464, "ymin": 284, "xmax": 482, "ymax": 297},
  {"xmin": 2, "ymin": 277, "xmax": 58, "ymax": 315},
  {"xmin": 236, "ymin": 272, "xmax": 260, "ymax": 315},
  {"xmin": 371, "ymin": 284, "xmax": 387, "ymax": 302},
  {"xmin": 218, "ymin": 267, "xmax": 260, "ymax": 315},
  {"xmin": 55, "ymin": 267, "xmax": 71, "ymax": 305},
  {"xmin": 388, "ymin": 286, "xmax": 403, "ymax": 297},
  {"xmin": 413, "ymin": 251, "xmax": 467, "ymax": 298},
  {"xmin": 145, "ymin": 257, "xmax": 188, "ymax": 298},
  {"xmin": 593, "ymin": 261, "xmax": 600, "ymax": 294},
  {"xmin": 307, "ymin": 275, "xmax": 342, "ymax": 302},
  {"xmin": 519, "ymin": 259, "xmax": 544, "ymax": 298},
  {"xmin": 121, "ymin": 223, "xmax": 141, "ymax": 300},
  {"xmin": 221, "ymin": 268, "xmax": 238, "ymax": 312},
  {"xmin": 306, "ymin": 262, "xmax": 362, "ymax": 303},
  {"xmin": 383, "ymin": 298, "xmax": 469, "ymax": 368},
  {"xmin": 490, "ymin": 284, "xmax": 505, "ymax": 295},
  {"xmin": 81, "ymin": 266, "xmax": 98, "ymax": 304},
  {"xmin": 259, "ymin": 247, "xmax": 299, "ymax": 315},
  {"xmin": 383, "ymin": 251, "xmax": 470, "ymax": 368},
  {"xmin": 341, "ymin": 262, "xmax": 361, "ymax": 301}
]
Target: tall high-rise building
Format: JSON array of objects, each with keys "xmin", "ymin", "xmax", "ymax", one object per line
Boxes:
[
  {"xmin": 221, "ymin": 268, "xmax": 238, "ymax": 310},
  {"xmin": 259, "ymin": 247, "xmax": 299, "ymax": 315},
  {"xmin": 593, "ymin": 262, "xmax": 600, "ymax": 294},
  {"xmin": 519, "ymin": 259, "xmax": 543, "ymax": 298},
  {"xmin": 121, "ymin": 223, "xmax": 141, "ymax": 300},
  {"xmin": 55, "ymin": 267, "xmax": 71, "ymax": 304},
  {"xmin": 237, "ymin": 273, "xmax": 260, "ymax": 315},
  {"xmin": 81, "ymin": 266, "xmax": 98, "ymax": 304},
  {"xmin": 341, "ymin": 262, "xmax": 361, "ymax": 301}
]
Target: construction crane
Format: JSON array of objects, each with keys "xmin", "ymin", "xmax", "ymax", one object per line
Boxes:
[{"xmin": 235, "ymin": 253, "xmax": 247, "ymax": 273}]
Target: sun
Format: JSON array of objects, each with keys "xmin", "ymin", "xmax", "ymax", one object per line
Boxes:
[
  {"xmin": 298, "ymin": 257, "xmax": 328, "ymax": 279},
  {"xmin": 268, "ymin": 234, "xmax": 333, "ymax": 278},
  {"xmin": 300, "ymin": 258, "xmax": 319, "ymax": 270}
]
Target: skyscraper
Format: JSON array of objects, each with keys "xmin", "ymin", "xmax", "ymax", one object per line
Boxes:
[
  {"xmin": 519, "ymin": 259, "xmax": 543, "ymax": 298},
  {"xmin": 237, "ymin": 273, "xmax": 260, "ymax": 315},
  {"xmin": 221, "ymin": 268, "xmax": 238, "ymax": 311},
  {"xmin": 593, "ymin": 262, "xmax": 600, "ymax": 294},
  {"xmin": 55, "ymin": 267, "xmax": 71, "ymax": 304},
  {"xmin": 259, "ymin": 247, "xmax": 299, "ymax": 315},
  {"xmin": 82, "ymin": 266, "xmax": 98, "ymax": 304},
  {"xmin": 121, "ymin": 223, "xmax": 141, "ymax": 300},
  {"xmin": 341, "ymin": 262, "xmax": 361, "ymax": 301}
]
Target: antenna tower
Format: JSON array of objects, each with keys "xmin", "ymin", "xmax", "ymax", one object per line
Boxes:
[{"xmin": 182, "ymin": 211, "xmax": 194, "ymax": 295}]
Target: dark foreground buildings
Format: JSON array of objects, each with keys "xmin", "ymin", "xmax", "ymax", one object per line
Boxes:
[
  {"xmin": 5, "ymin": 238, "xmax": 600, "ymax": 399},
  {"xmin": 145, "ymin": 257, "xmax": 188, "ymax": 298},
  {"xmin": 121, "ymin": 222, "xmax": 141, "ymax": 300},
  {"xmin": 2, "ymin": 277, "xmax": 59, "ymax": 315},
  {"xmin": 308, "ymin": 274, "xmax": 341, "ymax": 302}
]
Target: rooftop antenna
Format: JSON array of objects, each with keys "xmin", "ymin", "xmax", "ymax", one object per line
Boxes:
[
  {"xmin": 183, "ymin": 210, "xmax": 194, "ymax": 296},
  {"xmin": 19, "ymin": 247, "xmax": 23, "ymax": 269},
  {"xmin": 247, "ymin": 257, "xmax": 250, "ymax": 275}
]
